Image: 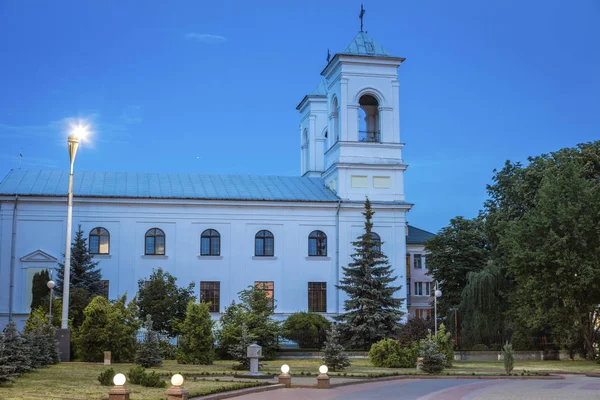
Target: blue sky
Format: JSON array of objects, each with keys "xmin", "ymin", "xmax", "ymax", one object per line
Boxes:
[{"xmin": 0, "ymin": 1, "xmax": 598, "ymax": 233}]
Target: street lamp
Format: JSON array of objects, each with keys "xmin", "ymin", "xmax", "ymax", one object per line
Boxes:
[
  {"xmin": 47, "ymin": 280, "xmax": 55, "ymax": 322},
  {"xmin": 60, "ymin": 124, "xmax": 88, "ymax": 361},
  {"xmin": 434, "ymin": 281, "xmax": 442, "ymax": 336}
]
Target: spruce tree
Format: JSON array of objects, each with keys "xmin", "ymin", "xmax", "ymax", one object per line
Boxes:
[
  {"xmin": 135, "ymin": 315, "xmax": 163, "ymax": 368},
  {"xmin": 176, "ymin": 302, "xmax": 215, "ymax": 365},
  {"xmin": 322, "ymin": 324, "xmax": 350, "ymax": 371},
  {"xmin": 30, "ymin": 269, "xmax": 51, "ymax": 311},
  {"xmin": 56, "ymin": 225, "xmax": 103, "ymax": 297},
  {"xmin": 0, "ymin": 332, "xmax": 18, "ymax": 383},
  {"xmin": 336, "ymin": 198, "xmax": 404, "ymax": 349},
  {"xmin": 1, "ymin": 321, "xmax": 33, "ymax": 374},
  {"xmin": 228, "ymin": 323, "xmax": 254, "ymax": 370}
]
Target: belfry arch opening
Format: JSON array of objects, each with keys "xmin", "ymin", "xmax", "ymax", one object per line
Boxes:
[{"xmin": 358, "ymin": 94, "xmax": 380, "ymax": 142}]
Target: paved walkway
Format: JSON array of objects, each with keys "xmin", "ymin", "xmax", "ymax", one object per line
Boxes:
[{"xmin": 225, "ymin": 375, "xmax": 600, "ymax": 399}]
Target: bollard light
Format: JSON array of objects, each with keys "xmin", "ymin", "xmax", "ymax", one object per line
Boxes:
[
  {"xmin": 171, "ymin": 374, "xmax": 184, "ymax": 387},
  {"xmin": 319, "ymin": 365, "xmax": 328, "ymax": 374},
  {"xmin": 113, "ymin": 374, "xmax": 126, "ymax": 386},
  {"xmin": 278, "ymin": 364, "xmax": 292, "ymax": 387},
  {"xmin": 317, "ymin": 365, "xmax": 330, "ymax": 389},
  {"xmin": 281, "ymin": 364, "xmax": 290, "ymax": 374}
]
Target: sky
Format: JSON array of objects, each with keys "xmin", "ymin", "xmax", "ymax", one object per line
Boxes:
[{"xmin": 0, "ymin": 0, "xmax": 598, "ymax": 233}]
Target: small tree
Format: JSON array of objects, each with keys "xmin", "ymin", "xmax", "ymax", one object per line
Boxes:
[
  {"xmin": 0, "ymin": 332, "xmax": 18, "ymax": 383},
  {"xmin": 177, "ymin": 302, "xmax": 215, "ymax": 365},
  {"xmin": 135, "ymin": 315, "xmax": 163, "ymax": 368},
  {"xmin": 322, "ymin": 325, "xmax": 350, "ymax": 371},
  {"xmin": 502, "ymin": 341, "xmax": 515, "ymax": 374},
  {"xmin": 281, "ymin": 312, "xmax": 330, "ymax": 348},
  {"xmin": 56, "ymin": 225, "xmax": 103, "ymax": 297},
  {"xmin": 1, "ymin": 322, "xmax": 33, "ymax": 375},
  {"xmin": 397, "ymin": 318, "xmax": 435, "ymax": 346},
  {"xmin": 30, "ymin": 270, "xmax": 51, "ymax": 311},
  {"xmin": 336, "ymin": 198, "xmax": 403, "ymax": 349},
  {"xmin": 228, "ymin": 323, "xmax": 254, "ymax": 370},
  {"xmin": 136, "ymin": 268, "xmax": 195, "ymax": 337},
  {"xmin": 420, "ymin": 336, "xmax": 446, "ymax": 373},
  {"xmin": 433, "ymin": 324, "xmax": 454, "ymax": 367}
]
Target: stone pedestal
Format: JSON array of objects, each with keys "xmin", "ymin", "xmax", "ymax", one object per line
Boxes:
[
  {"xmin": 165, "ymin": 386, "xmax": 189, "ymax": 400},
  {"xmin": 249, "ymin": 357, "xmax": 259, "ymax": 375},
  {"xmin": 416, "ymin": 357, "xmax": 424, "ymax": 371},
  {"xmin": 104, "ymin": 351, "xmax": 111, "ymax": 365},
  {"xmin": 317, "ymin": 374, "xmax": 330, "ymax": 389},
  {"xmin": 108, "ymin": 386, "xmax": 131, "ymax": 400},
  {"xmin": 57, "ymin": 328, "xmax": 70, "ymax": 362},
  {"xmin": 278, "ymin": 373, "xmax": 291, "ymax": 387}
]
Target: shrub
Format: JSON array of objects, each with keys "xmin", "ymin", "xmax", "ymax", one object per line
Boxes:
[
  {"xmin": 470, "ymin": 343, "xmax": 490, "ymax": 351},
  {"xmin": 281, "ymin": 312, "xmax": 330, "ymax": 348},
  {"xmin": 502, "ymin": 341, "xmax": 515, "ymax": 374},
  {"xmin": 398, "ymin": 318, "xmax": 435, "ymax": 346},
  {"xmin": 127, "ymin": 366, "xmax": 146, "ymax": 385},
  {"xmin": 140, "ymin": 371, "xmax": 167, "ymax": 388},
  {"xmin": 1, "ymin": 321, "xmax": 33, "ymax": 375},
  {"xmin": 322, "ymin": 324, "xmax": 350, "ymax": 371},
  {"xmin": 177, "ymin": 302, "xmax": 215, "ymax": 365},
  {"xmin": 434, "ymin": 324, "xmax": 454, "ymax": 367},
  {"xmin": 369, "ymin": 338, "xmax": 419, "ymax": 368},
  {"xmin": 420, "ymin": 337, "xmax": 446, "ymax": 373},
  {"xmin": 98, "ymin": 368, "xmax": 116, "ymax": 386},
  {"xmin": 159, "ymin": 339, "xmax": 177, "ymax": 360}
]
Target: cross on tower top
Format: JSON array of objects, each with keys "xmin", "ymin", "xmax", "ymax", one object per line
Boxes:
[{"xmin": 359, "ymin": 4, "xmax": 365, "ymax": 32}]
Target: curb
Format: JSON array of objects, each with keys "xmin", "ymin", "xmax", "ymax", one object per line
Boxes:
[
  {"xmin": 585, "ymin": 373, "xmax": 600, "ymax": 378},
  {"xmin": 190, "ymin": 383, "xmax": 285, "ymax": 399}
]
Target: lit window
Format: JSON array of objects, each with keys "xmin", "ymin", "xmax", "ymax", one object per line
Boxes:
[
  {"xmin": 201, "ymin": 229, "xmax": 221, "ymax": 256},
  {"xmin": 308, "ymin": 230, "xmax": 327, "ymax": 256},
  {"xmin": 145, "ymin": 228, "xmax": 165, "ymax": 255},
  {"xmin": 200, "ymin": 281, "xmax": 220, "ymax": 312},
  {"xmin": 89, "ymin": 227, "xmax": 110, "ymax": 254},
  {"xmin": 255, "ymin": 230, "xmax": 274, "ymax": 256},
  {"xmin": 308, "ymin": 282, "xmax": 327, "ymax": 312},
  {"xmin": 255, "ymin": 281, "xmax": 274, "ymax": 309}
]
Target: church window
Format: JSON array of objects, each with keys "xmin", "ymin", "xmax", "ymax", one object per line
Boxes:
[
  {"xmin": 255, "ymin": 281, "xmax": 274, "ymax": 309},
  {"xmin": 255, "ymin": 230, "xmax": 274, "ymax": 256},
  {"xmin": 200, "ymin": 281, "xmax": 220, "ymax": 312},
  {"xmin": 308, "ymin": 282, "xmax": 327, "ymax": 312},
  {"xmin": 331, "ymin": 97, "xmax": 339, "ymax": 142},
  {"xmin": 89, "ymin": 227, "xmax": 110, "ymax": 254},
  {"xmin": 201, "ymin": 229, "xmax": 221, "ymax": 256},
  {"xmin": 145, "ymin": 228, "xmax": 165, "ymax": 255},
  {"xmin": 308, "ymin": 230, "xmax": 327, "ymax": 256},
  {"xmin": 371, "ymin": 232, "xmax": 381, "ymax": 252},
  {"xmin": 358, "ymin": 94, "xmax": 380, "ymax": 142},
  {"xmin": 302, "ymin": 129, "xmax": 309, "ymax": 172}
]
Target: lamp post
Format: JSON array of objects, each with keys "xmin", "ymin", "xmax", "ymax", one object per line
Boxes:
[
  {"xmin": 434, "ymin": 281, "xmax": 442, "ymax": 336},
  {"xmin": 59, "ymin": 124, "xmax": 87, "ymax": 361},
  {"xmin": 47, "ymin": 280, "xmax": 55, "ymax": 322}
]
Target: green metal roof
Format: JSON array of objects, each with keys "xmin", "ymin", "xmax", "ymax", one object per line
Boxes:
[
  {"xmin": 312, "ymin": 79, "xmax": 328, "ymax": 96},
  {"xmin": 342, "ymin": 31, "xmax": 393, "ymax": 57},
  {"xmin": 407, "ymin": 225, "xmax": 436, "ymax": 245}
]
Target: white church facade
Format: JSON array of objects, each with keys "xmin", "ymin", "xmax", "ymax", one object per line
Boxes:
[{"xmin": 0, "ymin": 30, "xmax": 435, "ymax": 328}]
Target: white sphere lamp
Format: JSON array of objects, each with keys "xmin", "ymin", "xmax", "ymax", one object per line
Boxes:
[
  {"xmin": 47, "ymin": 280, "xmax": 56, "ymax": 289},
  {"xmin": 319, "ymin": 365, "xmax": 328, "ymax": 374},
  {"xmin": 113, "ymin": 373, "xmax": 126, "ymax": 386},
  {"xmin": 171, "ymin": 374, "xmax": 184, "ymax": 387},
  {"xmin": 435, "ymin": 289, "xmax": 442, "ymax": 298},
  {"xmin": 280, "ymin": 364, "xmax": 290, "ymax": 374}
]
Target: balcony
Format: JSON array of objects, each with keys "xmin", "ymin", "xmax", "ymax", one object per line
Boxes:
[{"xmin": 359, "ymin": 130, "xmax": 380, "ymax": 143}]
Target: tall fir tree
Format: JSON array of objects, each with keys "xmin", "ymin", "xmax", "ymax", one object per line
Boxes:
[
  {"xmin": 336, "ymin": 198, "xmax": 404, "ymax": 349},
  {"xmin": 135, "ymin": 315, "xmax": 163, "ymax": 368},
  {"xmin": 30, "ymin": 269, "xmax": 51, "ymax": 311},
  {"xmin": 56, "ymin": 225, "xmax": 103, "ymax": 297}
]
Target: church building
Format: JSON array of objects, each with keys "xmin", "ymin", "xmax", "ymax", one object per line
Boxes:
[{"xmin": 0, "ymin": 27, "xmax": 435, "ymax": 328}]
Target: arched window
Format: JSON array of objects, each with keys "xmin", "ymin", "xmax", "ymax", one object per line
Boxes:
[
  {"xmin": 358, "ymin": 94, "xmax": 380, "ymax": 142},
  {"xmin": 308, "ymin": 230, "xmax": 327, "ymax": 256},
  {"xmin": 145, "ymin": 228, "xmax": 165, "ymax": 255},
  {"xmin": 371, "ymin": 232, "xmax": 382, "ymax": 252},
  {"xmin": 255, "ymin": 230, "xmax": 274, "ymax": 257},
  {"xmin": 302, "ymin": 129, "xmax": 309, "ymax": 172},
  {"xmin": 89, "ymin": 227, "xmax": 110, "ymax": 254},
  {"xmin": 201, "ymin": 229, "xmax": 221, "ymax": 256},
  {"xmin": 331, "ymin": 97, "xmax": 339, "ymax": 142}
]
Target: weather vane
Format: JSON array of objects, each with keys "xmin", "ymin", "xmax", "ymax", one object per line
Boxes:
[
  {"xmin": 359, "ymin": 4, "xmax": 365, "ymax": 32},
  {"xmin": 326, "ymin": 48, "xmax": 331, "ymax": 63}
]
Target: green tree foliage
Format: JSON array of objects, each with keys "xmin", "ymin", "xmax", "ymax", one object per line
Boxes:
[
  {"xmin": 56, "ymin": 225, "xmax": 103, "ymax": 297},
  {"xmin": 336, "ymin": 198, "xmax": 403, "ymax": 349},
  {"xmin": 76, "ymin": 295, "xmax": 139, "ymax": 362},
  {"xmin": 1, "ymin": 322, "xmax": 33, "ymax": 375},
  {"xmin": 30, "ymin": 270, "xmax": 51, "ymax": 311},
  {"xmin": 24, "ymin": 313, "xmax": 61, "ymax": 366},
  {"xmin": 68, "ymin": 287, "xmax": 93, "ymax": 329},
  {"xmin": 217, "ymin": 286, "xmax": 280, "ymax": 360},
  {"xmin": 135, "ymin": 315, "xmax": 163, "ymax": 368},
  {"xmin": 281, "ymin": 312, "xmax": 330, "ymax": 348},
  {"xmin": 321, "ymin": 324, "xmax": 350, "ymax": 371},
  {"xmin": 419, "ymin": 335, "xmax": 446, "ymax": 374},
  {"xmin": 502, "ymin": 341, "xmax": 515, "ymax": 374},
  {"xmin": 177, "ymin": 302, "xmax": 215, "ymax": 365},
  {"xmin": 433, "ymin": 324, "xmax": 454, "ymax": 367},
  {"xmin": 227, "ymin": 323, "xmax": 253, "ymax": 370},
  {"xmin": 425, "ymin": 216, "xmax": 490, "ymax": 317},
  {"xmin": 369, "ymin": 338, "xmax": 418, "ymax": 368},
  {"xmin": 136, "ymin": 268, "xmax": 195, "ymax": 337},
  {"xmin": 0, "ymin": 331, "xmax": 18, "ymax": 383},
  {"xmin": 488, "ymin": 143, "xmax": 600, "ymax": 359},
  {"xmin": 397, "ymin": 318, "xmax": 435, "ymax": 346},
  {"xmin": 97, "ymin": 368, "xmax": 115, "ymax": 386}
]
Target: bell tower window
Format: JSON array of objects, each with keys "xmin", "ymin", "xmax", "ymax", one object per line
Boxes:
[{"xmin": 358, "ymin": 94, "xmax": 380, "ymax": 142}]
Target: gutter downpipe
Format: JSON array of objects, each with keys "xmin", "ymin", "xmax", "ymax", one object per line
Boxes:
[
  {"xmin": 8, "ymin": 195, "xmax": 18, "ymax": 322},
  {"xmin": 335, "ymin": 199, "xmax": 342, "ymax": 314}
]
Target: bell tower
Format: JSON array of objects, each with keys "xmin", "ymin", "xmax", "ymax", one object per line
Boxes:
[{"xmin": 297, "ymin": 28, "xmax": 408, "ymax": 203}]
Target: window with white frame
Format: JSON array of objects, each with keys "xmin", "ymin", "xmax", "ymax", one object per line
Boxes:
[
  {"xmin": 413, "ymin": 254, "xmax": 422, "ymax": 269},
  {"xmin": 414, "ymin": 281, "xmax": 423, "ymax": 296}
]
